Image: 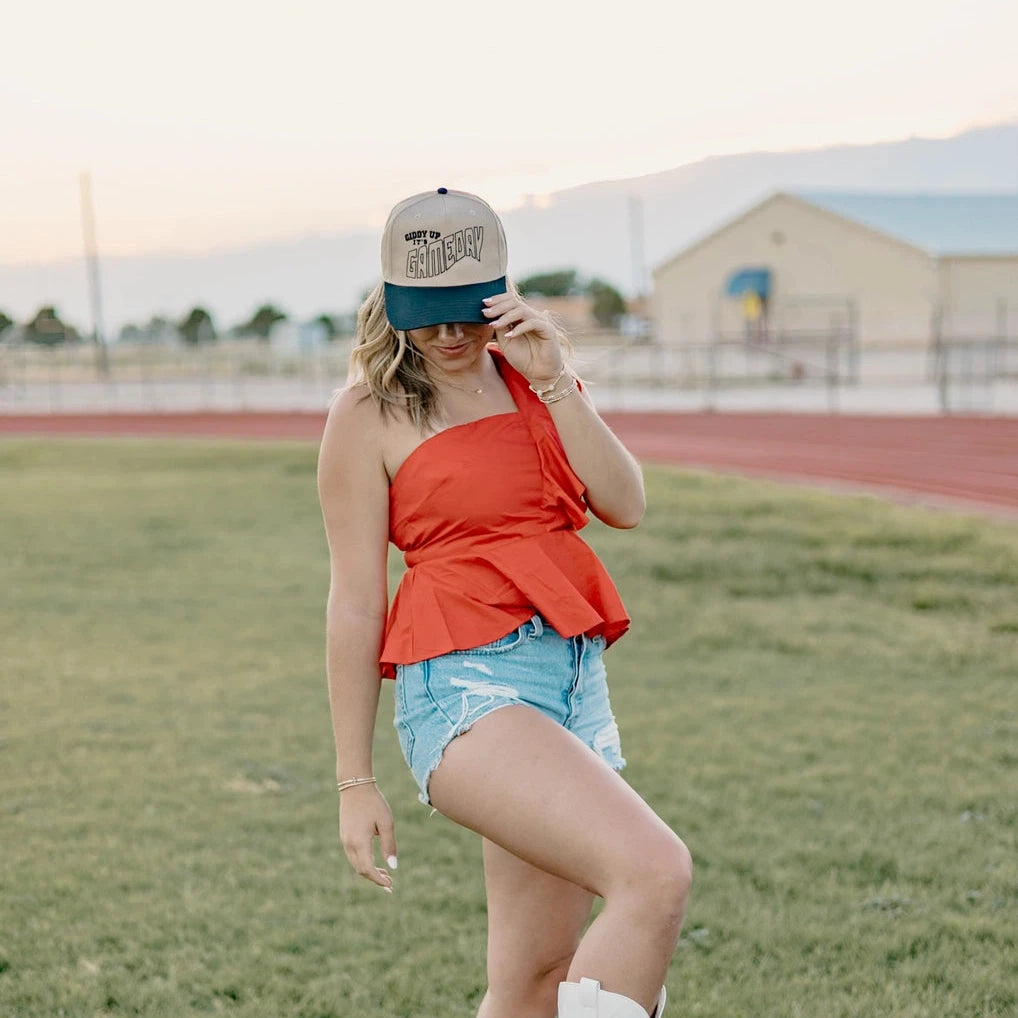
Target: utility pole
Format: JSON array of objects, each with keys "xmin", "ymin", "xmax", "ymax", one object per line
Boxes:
[
  {"xmin": 628, "ymin": 193, "xmax": 647, "ymax": 299},
  {"xmin": 79, "ymin": 172, "xmax": 110, "ymax": 378}
]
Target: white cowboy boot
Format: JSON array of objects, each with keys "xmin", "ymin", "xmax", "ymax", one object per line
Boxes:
[
  {"xmin": 558, "ymin": 977, "xmax": 667, "ymax": 1018},
  {"xmin": 652, "ymin": 985, "xmax": 666, "ymax": 1018}
]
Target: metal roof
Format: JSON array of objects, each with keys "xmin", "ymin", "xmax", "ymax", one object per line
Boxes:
[{"xmin": 792, "ymin": 192, "xmax": 1018, "ymax": 256}]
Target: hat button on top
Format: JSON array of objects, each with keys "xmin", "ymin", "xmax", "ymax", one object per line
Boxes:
[{"xmin": 437, "ymin": 187, "xmax": 448, "ymax": 194}]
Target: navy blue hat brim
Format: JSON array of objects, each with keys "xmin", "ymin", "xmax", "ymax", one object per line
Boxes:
[{"xmin": 384, "ymin": 277, "xmax": 508, "ymax": 331}]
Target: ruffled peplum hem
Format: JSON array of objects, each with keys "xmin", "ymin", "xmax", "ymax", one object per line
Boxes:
[{"xmin": 380, "ymin": 531, "xmax": 630, "ymax": 678}]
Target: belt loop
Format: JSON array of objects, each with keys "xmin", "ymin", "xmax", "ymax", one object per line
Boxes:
[{"xmin": 530, "ymin": 613, "xmax": 544, "ymax": 639}]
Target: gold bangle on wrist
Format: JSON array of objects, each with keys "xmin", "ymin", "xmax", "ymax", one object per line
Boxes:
[
  {"xmin": 337, "ymin": 776, "xmax": 377, "ymax": 792},
  {"xmin": 538, "ymin": 377, "xmax": 579, "ymax": 404},
  {"xmin": 528, "ymin": 366, "xmax": 567, "ymax": 397}
]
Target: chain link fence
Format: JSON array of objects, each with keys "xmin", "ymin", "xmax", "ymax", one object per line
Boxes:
[{"xmin": 2, "ymin": 333, "xmax": 1017, "ymax": 416}]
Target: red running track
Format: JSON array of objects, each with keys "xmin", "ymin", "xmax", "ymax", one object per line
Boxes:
[{"xmin": 2, "ymin": 410, "xmax": 1017, "ymax": 517}]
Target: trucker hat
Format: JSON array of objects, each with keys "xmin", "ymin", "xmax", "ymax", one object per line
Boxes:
[{"xmin": 380, "ymin": 187, "xmax": 508, "ymax": 331}]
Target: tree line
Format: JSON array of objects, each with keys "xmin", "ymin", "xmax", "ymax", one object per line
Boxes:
[
  {"xmin": 0, "ymin": 304, "xmax": 356, "ymax": 347},
  {"xmin": 0, "ymin": 269, "xmax": 628, "ymax": 347},
  {"xmin": 516, "ymin": 271, "xmax": 627, "ymax": 327}
]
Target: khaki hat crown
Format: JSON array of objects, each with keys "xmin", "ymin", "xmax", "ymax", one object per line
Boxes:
[{"xmin": 380, "ymin": 188, "xmax": 509, "ymax": 330}]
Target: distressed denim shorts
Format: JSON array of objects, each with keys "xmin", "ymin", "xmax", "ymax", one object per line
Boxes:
[{"xmin": 393, "ymin": 613, "xmax": 627, "ymax": 807}]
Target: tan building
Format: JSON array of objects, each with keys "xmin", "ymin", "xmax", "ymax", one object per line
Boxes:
[
  {"xmin": 652, "ymin": 192, "xmax": 1018, "ymax": 347},
  {"xmin": 525, "ymin": 294, "xmax": 599, "ymax": 335},
  {"xmin": 525, "ymin": 293, "xmax": 639, "ymax": 343}
]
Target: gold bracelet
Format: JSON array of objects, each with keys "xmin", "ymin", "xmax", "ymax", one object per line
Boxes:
[
  {"xmin": 337, "ymin": 776, "xmax": 377, "ymax": 792},
  {"xmin": 528, "ymin": 366, "xmax": 567, "ymax": 397},
  {"xmin": 538, "ymin": 377, "xmax": 579, "ymax": 404}
]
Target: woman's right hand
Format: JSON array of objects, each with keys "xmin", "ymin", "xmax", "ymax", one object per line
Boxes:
[{"xmin": 339, "ymin": 784, "xmax": 398, "ymax": 893}]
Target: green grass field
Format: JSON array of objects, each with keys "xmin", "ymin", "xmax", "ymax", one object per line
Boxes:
[{"xmin": 2, "ymin": 437, "xmax": 1016, "ymax": 1018}]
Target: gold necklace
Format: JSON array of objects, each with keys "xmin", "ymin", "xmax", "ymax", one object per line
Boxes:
[
  {"xmin": 434, "ymin": 375, "xmax": 484, "ymax": 395},
  {"xmin": 414, "ymin": 344, "xmax": 487, "ymax": 394}
]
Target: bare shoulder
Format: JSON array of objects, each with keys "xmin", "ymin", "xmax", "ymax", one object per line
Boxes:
[
  {"xmin": 317, "ymin": 385, "xmax": 390, "ymax": 611},
  {"xmin": 321, "ymin": 383, "xmax": 381, "ymax": 454},
  {"xmin": 324, "ymin": 381, "xmax": 378, "ymax": 432},
  {"xmin": 318, "ymin": 383, "xmax": 386, "ymax": 494}
]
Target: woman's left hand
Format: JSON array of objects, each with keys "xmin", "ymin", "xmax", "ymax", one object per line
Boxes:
[{"xmin": 482, "ymin": 292, "xmax": 564, "ymax": 385}]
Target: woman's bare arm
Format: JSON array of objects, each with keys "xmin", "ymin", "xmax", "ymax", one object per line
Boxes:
[
  {"xmin": 317, "ymin": 386, "xmax": 397, "ymax": 891},
  {"xmin": 540, "ymin": 387, "xmax": 645, "ymax": 529},
  {"xmin": 483, "ymin": 293, "xmax": 646, "ymax": 529}
]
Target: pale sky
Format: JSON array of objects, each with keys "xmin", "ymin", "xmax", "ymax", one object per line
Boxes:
[{"xmin": 3, "ymin": 0, "xmax": 1016, "ymax": 265}]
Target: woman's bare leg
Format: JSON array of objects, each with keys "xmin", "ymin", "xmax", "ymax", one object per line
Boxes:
[
  {"xmin": 427, "ymin": 705, "xmax": 691, "ymax": 1017},
  {"xmin": 477, "ymin": 838, "xmax": 595, "ymax": 1018}
]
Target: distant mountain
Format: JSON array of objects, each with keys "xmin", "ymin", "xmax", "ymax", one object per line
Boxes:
[
  {"xmin": 514, "ymin": 122, "xmax": 1018, "ymax": 291},
  {"xmin": 3, "ymin": 122, "xmax": 1016, "ymax": 335}
]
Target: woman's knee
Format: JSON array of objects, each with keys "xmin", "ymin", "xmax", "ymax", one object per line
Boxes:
[{"xmin": 609, "ymin": 833, "xmax": 693, "ymax": 922}]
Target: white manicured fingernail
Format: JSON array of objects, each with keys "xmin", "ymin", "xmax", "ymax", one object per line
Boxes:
[
  {"xmin": 383, "ymin": 885, "xmax": 393, "ymax": 893},
  {"xmin": 387, "ymin": 855, "xmax": 398, "ymax": 869}
]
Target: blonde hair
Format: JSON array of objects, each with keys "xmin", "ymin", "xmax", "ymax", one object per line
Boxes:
[
  {"xmin": 339, "ymin": 279, "xmax": 573, "ymax": 432},
  {"xmin": 341, "ymin": 281, "xmax": 438, "ymax": 431}
]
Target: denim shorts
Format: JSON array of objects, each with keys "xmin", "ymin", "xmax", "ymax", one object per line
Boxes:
[{"xmin": 393, "ymin": 614, "xmax": 627, "ymax": 807}]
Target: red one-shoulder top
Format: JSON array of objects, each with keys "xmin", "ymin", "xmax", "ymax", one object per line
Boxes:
[{"xmin": 379, "ymin": 346, "xmax": 629, "ymax": 679}]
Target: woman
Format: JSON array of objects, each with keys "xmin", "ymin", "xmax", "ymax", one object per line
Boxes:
[{"xmin": 317, "ymin": 188, "xmax": 691, "ymax": 1018}]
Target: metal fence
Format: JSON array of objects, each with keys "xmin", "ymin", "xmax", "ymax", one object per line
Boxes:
[
  {"xmin": 2, "ymin": 333, "xmax": 1017, "ymax": 416},
  {"xmin": 0, "ymin": 339, "xmax": 351, "ymax": 414},
  {"xmin": 931, "ymin": 336, "xmax": 1018, "ymax": 414},
  {"xmin": 572, "ymin": 332, "xmax": 1018, "ymax": 415}
]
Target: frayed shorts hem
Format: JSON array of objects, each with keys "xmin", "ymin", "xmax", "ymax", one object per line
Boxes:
[
  {"xmin": 393, "ymin": 614, "xmax": 628, "ymax": 808},
  {"xmin": 415, "ymin": 700, "xmax": 628, "ymax": 809}
]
